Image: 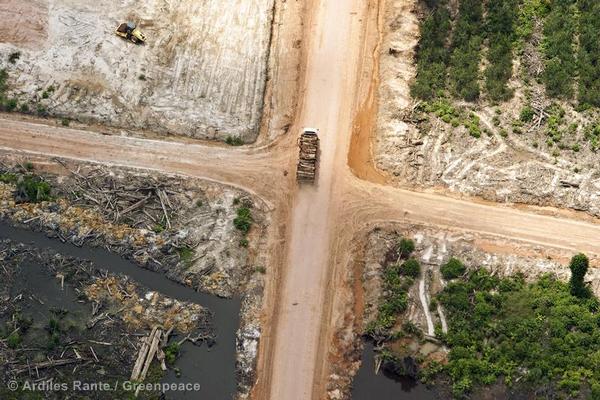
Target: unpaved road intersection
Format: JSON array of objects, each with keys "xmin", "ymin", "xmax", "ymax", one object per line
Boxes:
[{"xmin": 2, "ymin": 1, "xmax": 600, "ymax": 400}]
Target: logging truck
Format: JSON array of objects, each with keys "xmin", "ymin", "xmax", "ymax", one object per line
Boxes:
[{"xmin": 297, "ymin": 128, "xmax": 320, "ymax": 183}]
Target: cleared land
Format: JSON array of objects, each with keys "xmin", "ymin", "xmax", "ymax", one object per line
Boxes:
[{"xmin": 0, "ymin": 0, "xmax": 274, "ymax": 141}]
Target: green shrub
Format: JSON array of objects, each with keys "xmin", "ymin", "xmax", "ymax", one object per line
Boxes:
[
  {"xmin": 164, "ymin": 342, "xmax": 180, "ymax": 365},
  {"xmin": 441, "ymin": 257, "xmax": 466, "ymax": 280},
  {"xmin": 577, "ymin": 0, "xmax": 600, "ymax": 107},
  {"xmin": 255, "ymin": 266, "xmax": 266, "ymax": 274},
  {"xmin": 569, "ymin": 253, "xmax": 590, "ymax": 298},
  {"xmin": 5, "ymin": 98, "xmax": 17, "ymax": 111},
  {"xmin": 6, "ymin": 332, "xmax": 21, "ymax": 349},
  {"xmin": 225, "ymin": 136, "xmax": 244, "ymax": 146},
  {"xmin": 0, "ymin": 173, "xmax": 17, "ymax": 184},
  {"xmin": 14, "ymin": 175, "xmax": 52, "ymax": 203},
  {"xmin": 0, "ymin": 69, "xmax": 7, "ymax": 95},
  {"xmin": 177, "ymin": 246, "xmax": 195, "ymax": 268},
  {"xmin": 519, "ymin": 105, "xmax": 535, "ymax": 122},
  {"xmin": 401, "ymin": 258, "xmax": 421, "ymax": 278},
  {"xmin": 233, "ymin": 207, "xmax": 253, "ymax": 234},
  {"xmin": 397, "ymin": 237, "xmax": 415, "ymax": 258}
]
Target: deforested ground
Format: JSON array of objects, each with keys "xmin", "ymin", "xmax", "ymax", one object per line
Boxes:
[
  {"xmin": 0, "ymin": 0, "xmax": 274, "ymax": 142},
  {"xmin": 0, "ymin": 154, "xmax": 269, "ymax": 397}
]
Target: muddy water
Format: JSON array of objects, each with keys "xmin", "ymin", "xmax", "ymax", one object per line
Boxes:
[
  {"xmin": 352, "ymin": 341, "xmax": 439, "ymax": 400},
  {"xmin": 0, "ymin": 222, "xmax": 240, "ymax": 400}
]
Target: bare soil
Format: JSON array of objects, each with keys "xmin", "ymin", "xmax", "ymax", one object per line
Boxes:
[{"xmin": 0, "ymin": 0, "xmax": 275, "ymax": 142}]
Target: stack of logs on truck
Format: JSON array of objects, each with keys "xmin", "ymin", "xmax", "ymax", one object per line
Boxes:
[{"xmin": 296, "ymin": 128, "xmax": 320, "ymax": 182}]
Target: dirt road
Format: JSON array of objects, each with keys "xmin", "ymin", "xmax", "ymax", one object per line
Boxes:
[{"xmin": 2, "ymin": 0, "xmax": 600, "ymax": 399}]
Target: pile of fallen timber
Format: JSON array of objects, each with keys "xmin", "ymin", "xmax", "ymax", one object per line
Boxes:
[
  {"xmin": 131, "ymin": 326, "xmax": 171, "ymax": 382},
  {"xmin": 54, "ymin": 160, "xmax": 186, "ymax": 231},
  {"xmin": 296, "ymin": 132, "xmax": 319, "ymax": 182}
]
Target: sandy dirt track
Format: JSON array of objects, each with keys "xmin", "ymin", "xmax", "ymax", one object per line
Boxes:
[{"xmin": 2, "ymin": 0, "xmax": 600, "ymax": 399}]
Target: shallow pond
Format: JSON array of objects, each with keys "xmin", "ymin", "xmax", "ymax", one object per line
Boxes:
[
  {"xmin": 352, "ymin": 341, "xmax": 439, "ymax": 400},
  {"xmin": 0, "ymin": 222, "xmax": 240, "ymax": 400}
]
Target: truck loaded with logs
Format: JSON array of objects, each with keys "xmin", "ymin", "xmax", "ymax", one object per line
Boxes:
[{"xmin": 296, "ymin": 128, "xmax": 320, "ymax": 182}]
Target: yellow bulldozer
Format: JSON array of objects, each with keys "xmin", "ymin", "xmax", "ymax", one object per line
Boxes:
[{"xmin": 115, "ymin": 22, "xmax": 146, "ymax": 44}]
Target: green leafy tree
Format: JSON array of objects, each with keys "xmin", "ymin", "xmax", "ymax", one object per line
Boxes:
[
  {"xmin": 441, "ymin": 257, "xmax": 466, "ymax": 279},
  {"xmin": 569, "ymin": 253, "xmax": 590, "ymax": 298}
]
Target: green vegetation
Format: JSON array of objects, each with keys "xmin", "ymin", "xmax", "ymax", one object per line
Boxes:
[
  {"xmin": 61, "ymin": 118, "xmax": 70, "ymax": 127},
  {"xmin": 163, "ymin": 342, "xmax": 180, "ymax": 365},
  {"xmin": 177, "ymin": 246, "xmax": 195, "ymax": 268},
  {"xmin": 431, "ymin": 257, "xmax": 600, "ymax": 398},
  {"xmin": 519, "ymin": 105, "xmax": 535, "ymax": 122},
  {"xmin": 225, "ymin": 136, "xmax": 244, "ymax": 146},
  {"xmin": 577, "ymin": 0, "xmax": 600, "ymax": 107},
  {"xmin": 5, "ymin": 98, "xmax": 17, "ymax": 111},
  {"xmin": 584, "ymin": 122, "xmax": 600, "ymax": 151},
  {"xmin": 542, "ymin": 0, "xmax": 576, "ymax": 99},
  {"xmin": 233, "ymin": 206, "xmax": 253, "ymax": 234},
  {"xmin": 569, "ymin": 253, "xmax": 591, "ymax": 298},
  {"xmin": 0, "ymin": 173, "xmax": 17, "ymax": 184},
  {"xmin": 449, "ymin": 0, "xmax": 484, "ymax": 101},
  {"xmin": 464, "ymin": 113, "xmax": 481, "ymax": 138},
  {"xmin": 516, "ymin": 0, "xmax": 550, "ymax": 42},
  {"xmin": 15, "ymin": 175, "xmax": 52, "ymax": 203},
  {"xmin": 440, "ymin": 257, "xmax": 466, "ymax": 279},
  {"xmin": 255, "ymin": 265, "xmax": 266, "ymax": 274},
  {"xmin": 6, "ymin": 331, "xmax": 22, "ymax": 349},
  {"xmin": 400, "ymin": 258, "xmax": 421, "ymax": 279},
  {"xmin": 484, "ymin": 0, "xmax": 517, "ymax": 101},
  {"xmin": 152, "ymin": 224, "xmax": 165, "ymax": 234},
  {"xmin": 397, "ymin": 237, "xmax": 415, "ymax": 259},
  {"xmin": 46, "ymin": 318, "xmax": 62, "ymax": 350},
  {"xmin": 366, "ymin": 238, "xmax": 417, "ymax": 337},
  {"xmin": 410, "ymin": 1, "xmax": 452, "ymax": 99}
]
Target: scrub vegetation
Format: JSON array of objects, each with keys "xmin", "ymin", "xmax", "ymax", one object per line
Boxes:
[{"xmin": 426, "ymin": 254, "xmax": 600, "ymax": 398}]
